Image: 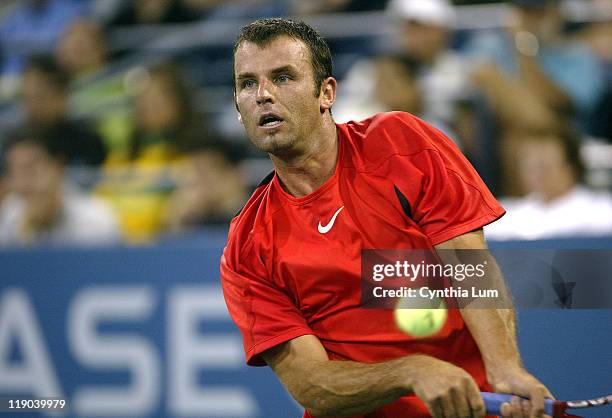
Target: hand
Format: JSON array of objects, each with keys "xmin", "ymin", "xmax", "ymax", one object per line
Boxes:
[
  {"xmin": 489, "ymin": 366, "xmax": 554, "ymax": 418},
  {"xmin": 406, "ymin": 355, "xmax": 486, "ymax": 418}
]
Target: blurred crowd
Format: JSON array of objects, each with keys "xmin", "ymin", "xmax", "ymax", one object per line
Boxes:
[{"xmin": 0, "ymin": 0, "xmax": 611, "ymax": 247}]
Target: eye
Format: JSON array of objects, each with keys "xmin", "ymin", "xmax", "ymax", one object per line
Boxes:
[
  {"xmin": 241, "ymin": 79, "xmax": 255, "ymax": 89},
  {"xmin": 275, "ymin": 74, "xmax": 291, "ymax": 83}
]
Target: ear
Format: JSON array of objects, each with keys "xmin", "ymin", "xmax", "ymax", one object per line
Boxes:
[
  {"xmin": 319, "ymin": 77, "xmax": 337, "ymax": 113},
  {"xmin": 234, "ymin": 92, "xmax": 243, "ymax": 124}
]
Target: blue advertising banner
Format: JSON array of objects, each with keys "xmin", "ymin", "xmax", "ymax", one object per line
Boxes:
[
  {"xmin": 0, "ymin": 240, "xmax": 301, "ymax": 418},
  {"xmin": 0, "ymin": 234, "xmax": 611, "ymax": 417}
]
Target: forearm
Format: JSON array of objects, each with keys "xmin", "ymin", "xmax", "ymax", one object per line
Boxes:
[
  {"xmin": 461, "ymin": 255, "xmax": 523, "ymax": 378},
  {"xmin": 479, "ymin": 254, "xmax": 518, "ymax": 344},
  {"xmin": 435, "ymin": 232, "xmax": 522, "ymax": 378},
  {"xmin": 277, "ymin": 354, "xmax": 429, "ymax": 417},
  {"xmin": 433, "ymin": 235, "xmax": 550, "ymax": 412},
  {"xmin": 500, "ymin": 308, "xmax": 517, "ymax": 341},
  {"xmin": 461, "ymin": 308, "xmax": 521, "ymax": 371}
]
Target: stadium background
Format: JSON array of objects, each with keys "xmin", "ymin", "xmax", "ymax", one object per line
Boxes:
[{"xmin": 0, "ymin": 0, "xmax": 611, "ymax": 417}]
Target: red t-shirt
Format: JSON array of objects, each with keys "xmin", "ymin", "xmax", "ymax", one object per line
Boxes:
[{"xmin": 221, "ymin": 112, "xmax": 505, "ymax": 417}]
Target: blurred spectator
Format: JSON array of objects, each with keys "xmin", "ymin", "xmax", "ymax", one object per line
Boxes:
[
  {"xmin": 107, "ymin": 62, "xmax": 202, "ymax": 165},
  {"xmin": 573, "ymin": 3, "xmax": 612, "ymax": 141},
  {"xmin": 0, "ymin": 129, "xmax": 120, "ymax": 247},
  {"xmin": 57, "ymin": 20, "xmax": 107, "ymax": 79},
  {"xmin": 56, "ymin": 19, "xmax": 132, "ymax": 151},
  {"xmin": 17, "ymin": 55, "xmax": 107, "ymax": 166},
  {"xmin": 467, "ymin": 0, "xmax": 605, "ymax": 195},
  {"xmin": 485, "ymin": 127, "xmax": 612, "ymax": 240},
  {"xmin": 96, "ymin": 62, "xmax": 208, "ymax": 243},
  {"xmin": 373, "ymin": 55, "xmax": 422, "ymax": 114},
  {"xmin": 108, "ymin": 0, "xmax": 202, "ymax": 26},
  {"xmin": 336, "ymin": 0, "xmax": 469, "ymax": 129},
  {"xmin": 164, "ymin": 142, "xmax": 247, "ymax": 232},
  {"xmin": 467, "ymin": 0, "xmax": 603, "ymax": 132},
  {"xmin": 0, "ymin": 0, "xmax": 86, "ymax": 98},
  {"xmin": 335, "ymin": 53, "xmax": 458, "ymax": 142}
]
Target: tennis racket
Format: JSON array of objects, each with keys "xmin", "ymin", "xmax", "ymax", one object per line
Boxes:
[{"xmin": 482, "ymin": 392, "xmax": 612, "ymax": 417}]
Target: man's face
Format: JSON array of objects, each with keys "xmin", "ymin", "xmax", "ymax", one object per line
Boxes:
[{"xmin": 233, "ymin": 36, "xmax": 326, "ymax": 156}]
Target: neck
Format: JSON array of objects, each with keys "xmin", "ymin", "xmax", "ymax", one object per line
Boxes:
[{"xmin": 271, "ymin": 115, "xmax": 338, "ymax": 197}]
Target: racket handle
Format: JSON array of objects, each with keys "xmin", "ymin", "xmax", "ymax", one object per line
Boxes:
[{"xmin": 481, "ymin": 392, "xmax": 554, "ymax": 416}]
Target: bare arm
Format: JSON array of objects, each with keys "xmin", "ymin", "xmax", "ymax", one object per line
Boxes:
[
  {"xmin": 263, "ymin": 334, "xmax": 485, "ymax": 418},
  {"xmin": 435, "ymin": 229, "xmax": 518, "ymax": 351},
  {"xmin": 435, "ymin": 229, "xmax": 552, "ymax": 418}
]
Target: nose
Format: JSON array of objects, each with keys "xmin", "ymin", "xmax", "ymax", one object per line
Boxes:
[{"xmin": 256, "ymin": 79, "xmax": 274, "ymax": 105}]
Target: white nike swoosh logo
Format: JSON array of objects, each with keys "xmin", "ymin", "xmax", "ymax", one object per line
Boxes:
[{"xmin": 318, "ymin": 206, "xmax": 344, "ymax": 234}]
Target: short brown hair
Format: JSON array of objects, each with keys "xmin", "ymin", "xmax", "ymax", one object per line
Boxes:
[{"xmin": 233, "ymin": 18, "xmax": 333, "ymax": 96}]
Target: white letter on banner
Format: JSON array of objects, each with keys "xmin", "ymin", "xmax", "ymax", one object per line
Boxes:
[
  {"xmin": 68, "ymin": 286, "xmax": 159, "ymax": 416},
  {"xmin": 0, "ymin": 288, "xmax": 62, "ymax": 396},
  {"xmin": 168, "ymin": 286, "xmax": 259, "ymax": 417}
]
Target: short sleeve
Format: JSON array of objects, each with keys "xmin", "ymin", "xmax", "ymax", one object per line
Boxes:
[
  {"xmin": 220, "ymin": 250, "xmax": 313, "ymax": 366},
  {"xmin": 389, "ymin": 114, "xmax": 505, "ymax": 245}
]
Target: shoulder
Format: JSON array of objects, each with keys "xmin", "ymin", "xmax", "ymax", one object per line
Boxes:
[
  {"xmin": 224, "ymin": 171, "xmax": 276, "ymax": 267},
  {"xmin": 339, "ymin": 111, "xmax": 461, "ymax": 170},
  {"xmin": 345, "ymin": 110, "xmax": 453, "ymax": 144}
]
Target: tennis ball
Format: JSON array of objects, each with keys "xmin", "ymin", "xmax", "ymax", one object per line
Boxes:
[{"xmin": 395, "ymin": 298, "xmax": 447, "ymax": 337}]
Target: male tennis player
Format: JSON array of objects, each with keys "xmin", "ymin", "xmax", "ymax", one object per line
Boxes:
[{"xmin": 221, "ymin": 18, "xmax": 552, "ymax": 418}]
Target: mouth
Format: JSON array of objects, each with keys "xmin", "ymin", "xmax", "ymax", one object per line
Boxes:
[{"xmin": 258, "ymin": 113, "xmax": 284, "ymax": 129}]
